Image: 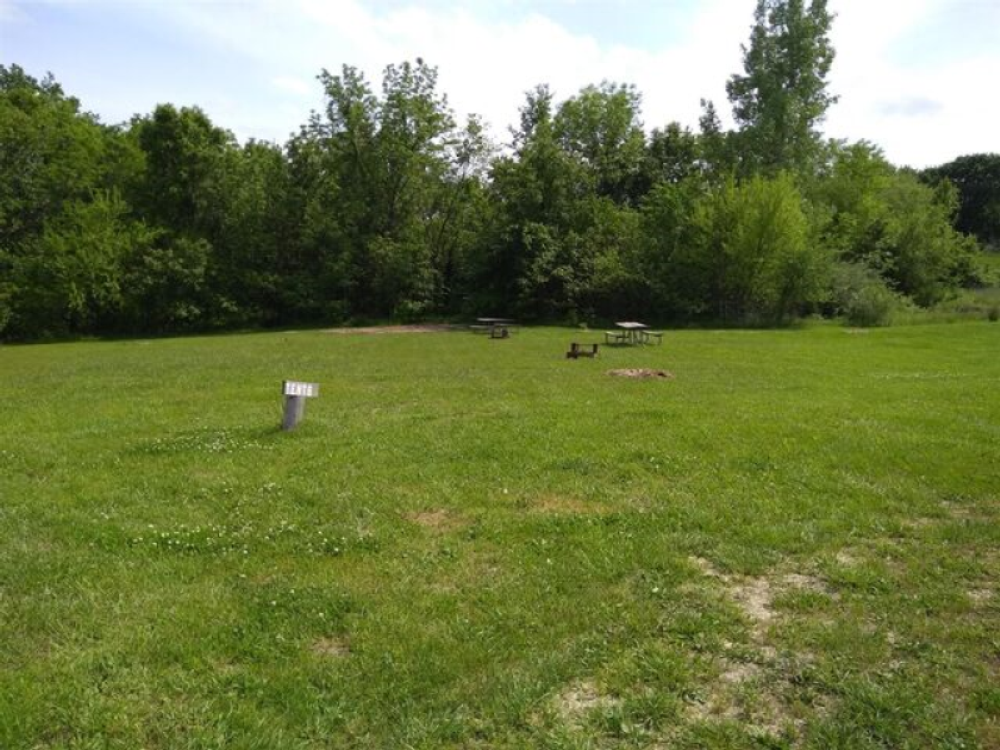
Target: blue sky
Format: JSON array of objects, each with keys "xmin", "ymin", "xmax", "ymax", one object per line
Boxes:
[{"xmin": 2, "ymin": 0, "xmax": 998, "ymax": 167}]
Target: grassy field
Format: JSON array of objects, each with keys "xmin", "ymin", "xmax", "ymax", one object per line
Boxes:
[{"xmin": 1, "ymin": 322, "xmax": 998, "ymax": 749}]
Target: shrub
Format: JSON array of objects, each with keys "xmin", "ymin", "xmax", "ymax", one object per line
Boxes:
[
  {"xmin": 988, "ymin": 305, "xmax": 999, "ymax": 322},
  {"xmin": 846, "ymin": 282, "xmax": 897, "ymax": 327},
  {"xmin": 393, "ymin": 299, "xmax": 430, "ymax": 323},
  {"xmin": 832, "ymin": 262, "xmax": 899, "ymax": 327}
]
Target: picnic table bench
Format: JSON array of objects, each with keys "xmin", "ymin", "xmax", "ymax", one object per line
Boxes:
[{"xmin": 566, "ymin": 342, "xmax": 599, "ymax": 359}]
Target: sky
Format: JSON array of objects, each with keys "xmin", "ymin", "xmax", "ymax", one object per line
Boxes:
[{"xmin": 1, "ymin": 0, "xmax": 998, "ymax": 168}]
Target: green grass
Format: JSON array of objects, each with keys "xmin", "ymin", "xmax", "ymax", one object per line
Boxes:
[{"xmin": 1, "ymin": 323, "xmax": 998, "ymax": 748}]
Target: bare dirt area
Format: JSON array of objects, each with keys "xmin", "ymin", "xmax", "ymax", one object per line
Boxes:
[
  {"xmin": 325, "ymin": 324, "xmax": 459, "ymax": 335},
  {"xmin": 607, "ymin": 368, "xmax": 674, "ymax": 379},
  {"xmin": 404, "ymin": 509, "xmax": 469, "ymax": 533},
  {"xmin": 533, "ymin": 493, "xmax": 604, "ymax": 515},
  {"xmin": 684, "ymin": 556, "xmax": 837, "ymax": 740},
  {"xmin": 553, "ymin": 680, "xmax": 620, "ymax": 725},
  {"xmin": 311, "ymin": 636, "xmax": 350, "ymax": 658}
]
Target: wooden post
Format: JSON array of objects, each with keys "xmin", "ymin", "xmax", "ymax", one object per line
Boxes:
[{"xmin": 281, "ymin": 380, "xmax": 319, "ymax": 431}]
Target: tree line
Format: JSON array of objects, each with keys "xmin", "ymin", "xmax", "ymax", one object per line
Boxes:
[{"xmin": 1, "ymin": 0, "xmax": 995, "ymax": 341}]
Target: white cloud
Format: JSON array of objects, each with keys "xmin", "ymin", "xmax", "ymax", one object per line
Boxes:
[
  {"xmin": 821, "ymin": 0, "xmax": 1000, "ymax": 165},
  {"xmin": 12, "ymin": 0, "xmax": 999, "ymax": 166},
  {"xmin": 155, "ymin": 0, "xmax": 751, "ymax": 142}
]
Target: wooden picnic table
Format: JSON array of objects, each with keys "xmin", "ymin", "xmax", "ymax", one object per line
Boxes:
[
  {"xmin": 615, "ymin": 321, "xmax": 648, "ymax": 345},
  {"xmin": 473, "ymin": 317, "xmax": 517, "ymax": 339}
]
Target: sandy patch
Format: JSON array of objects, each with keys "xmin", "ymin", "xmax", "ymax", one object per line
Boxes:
[
  {"xmin": 534, "ymin": 494, "xmax": 602, "ymax": 515},
  {"xmin": 968, "ymin": 588, "xmax": 993, "ymax": 605},
  {"xmin": 731, "ymin": 578, "xmax": 777, "ymax": 627},
  {"xmin": 683, "ymin": 556, "xmax": 835, "ymax": 741},
  {"xmin": 688, "ymin": 557, "xmax": 832, "ymax": 635},
  {"xmin": 607, "ymin": 368, "xmax": 674, "ymax": 379},
  {"xmin": 835, "ymin": 549, "xmax": 860, "ymax": 567},
  {"xmin": 719, "ymin": 660, "xmax": 762, "ymax": 685},
  {"xmin": 685, "ymin": 655, "xmax": 801, "ymax": 740},
  {"xmin": 405, "ymin": 509, "xmax": 467, "ymax": 532},
  {"xmin": 554, "ymin": 680, "xmax": 620, "ymax": 725},
  {"xmin": 325, "ymin": 324, "xmax": 458, "ymax": 335},
  {"xmin": 311, "ymin": 636, "xmax": 350, "ymax": 658}
]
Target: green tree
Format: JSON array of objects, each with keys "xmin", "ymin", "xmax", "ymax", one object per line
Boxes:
[
  {"xmin": 120, "ymin": 235, "xmax": 210, "ymax": 332},
  {"xmin": 697, "ymin": 99, "xmax": 737, "ymax": 180},
  {"xmin": 205, "ymin": 139, "xmax": 295, "ymax": 325},
  {"xmin": 711, "ymin": 174, "xmax": 826, "ymax": 320},
  {"xmin": 0, "ymin": 65, "xmax": 143, "ymax": 338},
  {"xmin": 639, "ymin": 178, "xmax": 712, "ymax": 316},
  {"xmin": 644, "ymin": 122, "xmax": 702, "ymax": 187},
  {"xmin": 130, "ymin": 104, "xmax": 235, "ymax": 237},
  {"xmin": 127, "ymin": 104, "xmax": 249, "ymax": 327},
  {"xmin": 641, "ymin": 174, "xmax": 826, "ymax": 321},
  {"xmin": 308, "ymin": 59, "xmax": 471, "ymax": 317},
  {"xmin": 923, "ymin": 153, "xmax": 1000, "ymax": 249},
  {"xmin": 808, "ymin": 141, "xmax": 894, "ymax": 265},
  {"xmin": 553, "ymin": 82, "xmax": 646, "ymax": 204},
  {"xmin": 8, "ymin": 191, "xmax": 157, "ymax": 337},
  {"xmin": 480, "ymin": 85, "xmax": 594, "ymax": 317},
  {"xmin": 880, "ymin": 173, "xmax": 978, "ymax": 306},
  {"xmin": 726, "ymin": 0, "xmax": 837, "ymax": 176},
  {"xmin": 810, "ymin": 143, "xmax": 978, "ymax": 306}
]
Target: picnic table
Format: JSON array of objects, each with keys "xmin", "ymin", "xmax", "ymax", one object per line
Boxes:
[
  {"xmin": 605, "ymin": 321, "xmax": 663, "ymax": 345},
  {"xmin": 473, "ymin": 317, "xmax": 516, "ymax": 339},
  {"xmin": 476, "ymin": 317, "xmax": 514, "ymax": 326},
  {"xmin": 615, "ymin": 321, "xmax": 647, "ymax": 345}
]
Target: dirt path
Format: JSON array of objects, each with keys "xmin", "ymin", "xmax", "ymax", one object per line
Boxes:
[{"xmin": 324, "ymin": 324, "xmax": 460, "ymax": 335}]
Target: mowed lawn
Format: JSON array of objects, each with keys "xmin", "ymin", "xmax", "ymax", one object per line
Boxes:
[{"xmin": 1, "ymin": 323, "xmax": 998, "ymax": 749}]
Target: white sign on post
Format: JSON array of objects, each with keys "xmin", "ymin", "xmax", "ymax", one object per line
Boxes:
[
  {"xmin": 281, "ymin": 380, "xmax": 319, "ymax": 430},
  {"xmin": 283, "ymin": 380, "xmax": 319, "ymax": 398}
]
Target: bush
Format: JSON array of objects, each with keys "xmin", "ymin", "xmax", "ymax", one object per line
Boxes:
[
  {"xmin": 393, "ymin": 299, "xmax": 430, "ymax": 323},
  {"xmin": 832, "ymin": 262, "xmax": 899, "ymax": 327},
  {"xmin": 988, "ymin": 305, "xmax": 999, "ymax": 322},
  {"xmin": 846, "ymin": 282, "xmax": 897, "ymax": 327}
]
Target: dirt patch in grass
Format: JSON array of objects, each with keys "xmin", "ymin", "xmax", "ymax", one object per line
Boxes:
[
  {"xmin": 325, "ymin": 324, "xmax": 459, "ymax": 335},
  {"xmin": 607, "ymin": 368, "xmax": 674, "ymax": 379},
  {"xmin": 719, "ymin": 660, "xmax": 762, "ymax": 685},
  {"xmin": 311, "ymin": 636, "xmax": 350, "ymax": 658},
  {"xmin": 689, "ymin": 556, "xmax": 726, "ymax": 579},
  {"xmin": 967, "ymin": 588, "xmax": 993, "ymax": 605},
  {"xmin": 685, "ymin": 653, "xmax": 804, "ymax": 741},
  {"xmin": 683, "ymin": 556, "xmax": 836, "ymax": 741},
  {"xmin": 685, "ymin": 661, "xmax": 796, "ymax": 738},
  {"xmin": 554, "ymin": 680, "xmax": 620, "ymax": 725},
  {"xmin": 901, "ymin": 515, "xmax": 937, "ymax": 530},
  {"xmin": 731, "ymin": 578, "xmax": 778, "ymax": 629},
  {"xmin": 533, "ymin": 494, "xmax": 603, "ymax": 515},
  {"xmin": 685, "ymin": 693, "xmax": 740, "ymax": 724},
  {"xmin": 835, "ymin": 549, "xmax": 861, "ymax": 567},
  {"xmin": 942, "ymin": 499, "xmax": 994, "ymax": 523},
  {"xmin": 405, "ymin": 509, "xmax": 467, "ymax": 532},
  {"xmin": 688, "ymin": 557, "xmax": 832, "ymax": 639}
]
